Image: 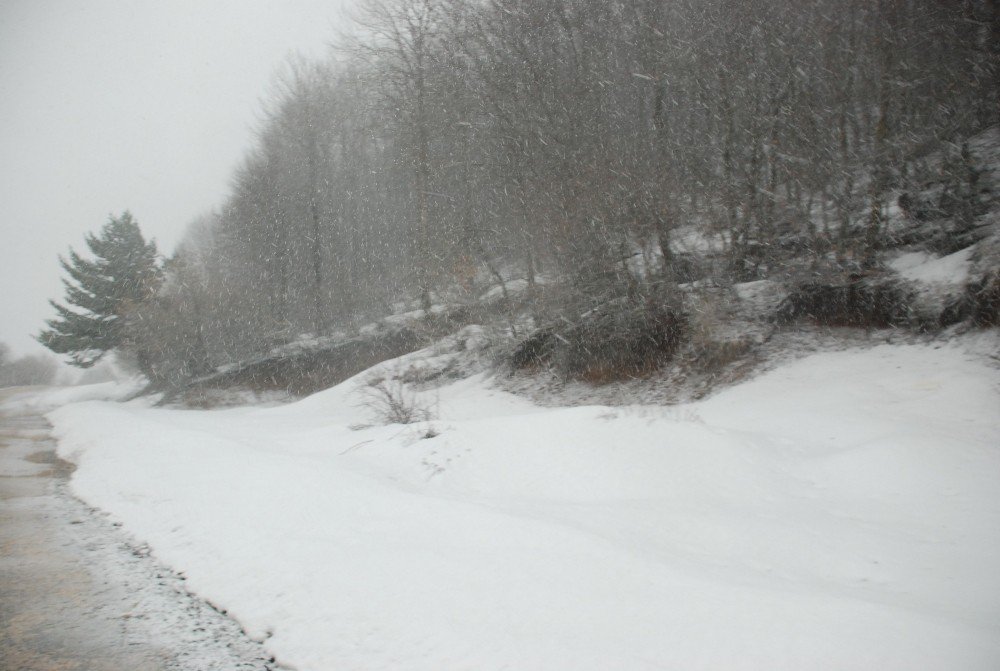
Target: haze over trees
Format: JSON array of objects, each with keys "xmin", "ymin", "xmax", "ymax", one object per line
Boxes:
[
  {"xmin": 0, "ymin": 342, "xmax": 58, "ymax": 388},
  {"xmin": 40, "ymin": 0, "xmax": 1000, "ymax": 388}
]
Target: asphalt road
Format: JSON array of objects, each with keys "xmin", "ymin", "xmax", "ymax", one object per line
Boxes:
[{"xmin": 0, "ymin": 388, "xmax": 277, "ymax": 671}]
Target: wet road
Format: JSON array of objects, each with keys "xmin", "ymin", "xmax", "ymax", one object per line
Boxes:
[{"xmin": 0, "ymin": 389, "xmax": 277, "ymax": 671}]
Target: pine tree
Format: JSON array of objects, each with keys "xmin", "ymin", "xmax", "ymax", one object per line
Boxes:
[{"xmin": 37, "ymin": 212, "xmax": 162, "ymax": 370}]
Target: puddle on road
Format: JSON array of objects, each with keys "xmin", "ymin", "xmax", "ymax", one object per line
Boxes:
[{"xmin": 0, "ymin": 418, "xmax": 56, "ymax": 479}]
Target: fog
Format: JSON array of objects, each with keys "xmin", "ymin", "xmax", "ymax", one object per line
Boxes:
[{"xmin": 0, "ymin": 0, "xmax": 354, "ymax": 357}]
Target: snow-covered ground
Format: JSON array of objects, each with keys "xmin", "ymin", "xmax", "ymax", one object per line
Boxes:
[
  {"xmin": 46, "ymin": 334, "xmax": 1000, "ymax": 670},
  {"xmin": 890, "ymin": 247, "xmax": 974, "ymax": 286}
]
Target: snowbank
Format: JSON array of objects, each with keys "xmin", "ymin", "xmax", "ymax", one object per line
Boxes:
[
  {"xmin": 46, "ymin": 337, "xmax": 1000, "ymax": 670},
  {"xmin": 1, "ymin": 379, "xmax": 143, "ymax": 413},
  {"xmin": 890, "ymin": 247, "xmax": 973, "ymax": 286}
]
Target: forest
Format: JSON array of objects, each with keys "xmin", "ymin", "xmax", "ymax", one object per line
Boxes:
[{"xmin": 40, "ymin": 0, "xmax": 1000, "ymax": 390}]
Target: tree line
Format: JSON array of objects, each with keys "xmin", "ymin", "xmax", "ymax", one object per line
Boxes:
[
  {"xmin": 0, "ymin": 343, "xmax": 58, "ymax": 388},
  {"xmin": 40, "ymin": 0, "xmax": 999, "ymax": 387}
]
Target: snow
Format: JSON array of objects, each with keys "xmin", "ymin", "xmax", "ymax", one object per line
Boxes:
[
  {"xmin": 358, "ymin": 322, "xmax": 381, "ymax": 336},
  {"xmin": 0, "ymin": 380, "xmax": 143, "ymax": 413},
  {"xmin": 266, "ymin": 331, "xmax": 350, "ymax": 359},
  {"xmin": 45, "ymin": 337, "xmax": 1000, "ymax": 670},
  {"xmin": 671, "ymin": 225, "xmax": 727, "ymax": 255},
  {"xmin": 890, "ymin": 247, "xmax": 973, "ymax": 285},
  {"xmin": 733, "ymin": 279, "xmax": 787, "ymax": 315},
  {"xmin": 383, "ymin": 308, "xmax": 427, "ymax": 325},
  {"xmin": 479, "ymin": 278, "xmax": 529, "ymax": 302}
]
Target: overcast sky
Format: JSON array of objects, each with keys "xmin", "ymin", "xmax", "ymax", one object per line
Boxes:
[{"xmin": 0, "ymin": 0, "xmax": 355, "ymax": 358}]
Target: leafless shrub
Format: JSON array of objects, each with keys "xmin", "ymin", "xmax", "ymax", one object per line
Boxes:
[{"xmin": 361, "ymin": 377, "xmax": 433, "ymax": 425}]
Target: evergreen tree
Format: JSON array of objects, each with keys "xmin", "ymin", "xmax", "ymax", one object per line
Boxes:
[{"xmin": 37, "ymin": 212, "xmax": 162, "ymax": 371}]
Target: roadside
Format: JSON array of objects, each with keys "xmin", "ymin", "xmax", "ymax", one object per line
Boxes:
[{"xmin": 0, "ymin": 388, "xmax": 278, "ymax": 671}]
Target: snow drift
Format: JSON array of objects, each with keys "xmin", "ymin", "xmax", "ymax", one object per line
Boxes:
[{"xmin": 47, "ymin": 336, "xmax": 1000, "ymax": 670}]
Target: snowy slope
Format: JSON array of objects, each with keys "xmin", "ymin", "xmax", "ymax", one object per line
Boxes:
[
  {"xmin": 47, "ymin": 336, "xmax": 1000, "ymax": 670},
  {"xmin": 890, "ymin": 247, "xmax": 974, "ymax": 286}
]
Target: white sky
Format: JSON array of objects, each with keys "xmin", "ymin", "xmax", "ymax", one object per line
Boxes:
[{"xmin": 0, "ymin": 0, "xmax": 355, "ymax": 358}]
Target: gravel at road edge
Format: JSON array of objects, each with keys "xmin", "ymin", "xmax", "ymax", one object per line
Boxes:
[{"xmin": 1, "ymin": 390, "xmax": 282, "ymax": 671}]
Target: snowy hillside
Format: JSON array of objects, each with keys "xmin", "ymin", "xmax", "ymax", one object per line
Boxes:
[{"xmin": 47, "ymin": 333, "xmax": 1000, "ymax": 670}]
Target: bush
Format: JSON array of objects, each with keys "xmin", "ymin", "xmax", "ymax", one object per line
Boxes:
[
  {"xmin": 510, "ymin": 297, "xmax": 686, "ymax": 383},
  {"xmin": 940, "ymin": 270, "xmax": 1000, "ymax": 328},
  {"xmin": 361, "ymin": 377, "xmax": 433, "ymax": 425},
  {"xmin": 775, "ymin": 275, "xmax": 914, "ymax": 329},
  {"xmin": 969, "ymin": 271, "xmax": 1000, "ymax": 327},
  {"xmin": 509, "ymin": 328, "xmax": 557, "ymax": 371}
]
